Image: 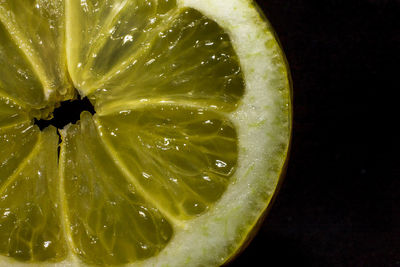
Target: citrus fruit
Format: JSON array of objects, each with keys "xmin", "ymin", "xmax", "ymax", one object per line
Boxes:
[{"xmin": 0, "ymin": 0, "xmax": 291, "ymax": 266}]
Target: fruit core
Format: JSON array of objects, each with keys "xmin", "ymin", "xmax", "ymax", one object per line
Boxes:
[{"xmin": 34, "ymin": 94, "xmax": 95, "ymax": 130}]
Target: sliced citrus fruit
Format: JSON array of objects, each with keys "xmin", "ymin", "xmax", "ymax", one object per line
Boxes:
[{"xmin": 0, "ymin": 0, "xmax": 291, "ymax": 266}]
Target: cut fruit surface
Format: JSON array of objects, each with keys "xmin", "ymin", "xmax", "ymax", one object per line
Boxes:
[
  {"xmin": 95, "ymin": 106, "xmax": 237, "ymax": 219},
  {"xmin": 67, "ymin": 2, "xmax": 244, "ymax": 113},
  {"xmin": 0, "ymin": 0, "xmax": 291, "ymax": 266}
]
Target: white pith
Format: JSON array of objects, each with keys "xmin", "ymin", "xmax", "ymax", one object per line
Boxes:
[{"xmin": 0, "ymin": 0, "xmax": 291, "ymax": 266}]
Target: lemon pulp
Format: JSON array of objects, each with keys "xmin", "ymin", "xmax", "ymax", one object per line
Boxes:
[{"xmin": 0, "ymin": 0, "xmax": 291, "ymax": 266}]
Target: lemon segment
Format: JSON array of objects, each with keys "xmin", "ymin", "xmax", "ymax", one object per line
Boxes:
[
  {"xmin": 0, "ymin": 126, "xmax": 67, "ymax": 262},
  {"xmin": 0, "ymin": 22, "xmax": 45, "ymax": 109},
  {"xmin": 59, "ymin": 112, "xmax": 173, "ymax": 265},
  {"xmin": 0, "ymin": 0, "xmax": 72, "ymax": 101},
  {"xmin": 93, "ymin": 7, "xmax": 244, "ymax": 114},
  {"xmin": 95, "ymin": 104, "xmax": 238, "ymax": 220},
  {"xmin": 66, "ymin": 0, "xmax": 177, "ymax": 95}
]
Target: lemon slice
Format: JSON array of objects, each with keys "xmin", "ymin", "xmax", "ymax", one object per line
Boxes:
[{"xmin": 0, "ymin": 0, "xmax": 291, "ymax": 266}]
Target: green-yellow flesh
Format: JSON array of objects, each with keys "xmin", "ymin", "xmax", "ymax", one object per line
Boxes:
[
  {"xmin": 0, "ymin": 126, "xmax": 67, "ymax": 262},
  {"xmin": 95, "ymin": 106, "xmax": 237, "ymax": 219},
  {"xmin": 0, "ymin": 0, "xmax": 289, "ymax": 265},
  {"xmin": 0, "ymin": 0, "xmax": 72, "ymax": 99},
  {"xmin": 60, "ymin": 112, "xmax": 173, "ymax": 265},
  {"xmin": 0, "ymin": 21, "xmax": 45, "ymax": 109}
]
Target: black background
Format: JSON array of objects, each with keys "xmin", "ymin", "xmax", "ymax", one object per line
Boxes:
[{"xmin": 229, "ymin": 0, "xmax": 399, "ymax": 266}]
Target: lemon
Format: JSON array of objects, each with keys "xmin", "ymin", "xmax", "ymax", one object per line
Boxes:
[{"xmin": 0, "ymin": 0, "xmax": 291, "ymax": 266}]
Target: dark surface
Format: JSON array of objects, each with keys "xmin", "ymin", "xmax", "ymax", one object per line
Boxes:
[{"xmin": 230, "ymin": 0, "xmax": 399, "ymax": 266}]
